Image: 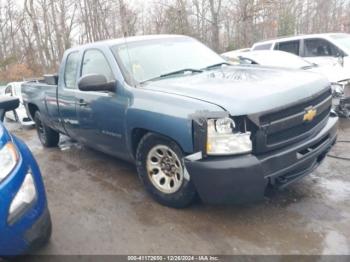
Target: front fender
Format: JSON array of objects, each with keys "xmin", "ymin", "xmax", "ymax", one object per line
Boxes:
[{"xmin": 125, "ymin": 89, "xmax": 225, "ymax": 156}]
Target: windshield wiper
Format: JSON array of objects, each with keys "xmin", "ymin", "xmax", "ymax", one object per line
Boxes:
[
  {"xmin": 160, "ymin": 68, "xmax": 203, "ymax": 78},
  {"xmin": 140, "ymin": 68, "xmax": 203, "ymax": 84},
  {"xmin": 202, "ymin": 62, "xmax": 231, "ymax": 70}
]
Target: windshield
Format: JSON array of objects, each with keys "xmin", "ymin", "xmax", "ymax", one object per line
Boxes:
[
  {"xmin": 330, "ymin": 34, "xmax": 350, "ymax": 54},
  {"xmin": 111, "ymin": 37, "xmax": 224, "ymax": 84},
  {"xmin": 241, "ymin": 51, "xmax": 312, "ymax": 69}
]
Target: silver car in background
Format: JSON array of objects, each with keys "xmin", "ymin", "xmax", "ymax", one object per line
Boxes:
[{"xmin": 251, "ymin": 33, "xmax": 350, "ymax": 72}]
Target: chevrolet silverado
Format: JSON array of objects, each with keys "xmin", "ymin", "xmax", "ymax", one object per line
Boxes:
[{"xmin": 22, "ymin": 35, "xmax": 338, "ymax": 208}]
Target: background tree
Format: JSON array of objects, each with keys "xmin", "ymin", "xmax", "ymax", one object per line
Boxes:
[{"xmin": 0, "ymin": 0, "xmax": 349, "ymax": 82}]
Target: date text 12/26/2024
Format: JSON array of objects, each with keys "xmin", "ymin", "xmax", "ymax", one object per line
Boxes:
[{"xmin": 128, "ymin": 256, "xmax": 220, "ymax": 261}]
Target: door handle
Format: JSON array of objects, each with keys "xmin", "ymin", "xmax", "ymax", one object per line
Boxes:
[{"xmin": 78, "ymin": 99, "xmax": 89, "ymax": 107}]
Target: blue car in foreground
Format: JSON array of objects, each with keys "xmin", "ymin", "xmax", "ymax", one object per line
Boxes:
[{"xmin": 0, "ymin": 96, "xmax": 51, "ymax": 256}]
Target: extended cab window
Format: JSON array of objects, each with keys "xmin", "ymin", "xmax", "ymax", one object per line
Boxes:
[
  {"xmin": 275, "ymin": 40, "xmax": 300, "ymax": 55},
  {"xmin": 64, "ymin": 52, "xmax": 80, "ymax": 89},
  {"xmin": 304, "ymin": 38, "xmax": 341, "ymax": 57},
  {"xmin": 81, "ymin": 49, "xmax": 114, "ymax": 81}
]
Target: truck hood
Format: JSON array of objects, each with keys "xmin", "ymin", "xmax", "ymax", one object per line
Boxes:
[{"xmin": 141, "ymin": 66, "xmax": 330, "ymax": 115}]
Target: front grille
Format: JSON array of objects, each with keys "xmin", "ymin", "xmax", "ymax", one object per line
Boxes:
[
  {"xmin": 252, "ymin": 88, "xmax": 332, "ymax": 154},
  {"xmin": 260, "ymin": 88, "xmax": 331, "ymax": 124},
  {"xmin": 266, "ymin": 108, "xmax": 329, "ymax": 145}
]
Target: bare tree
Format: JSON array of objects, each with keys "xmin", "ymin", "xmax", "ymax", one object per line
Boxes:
[
  {"xmin": 24, "ymin": 0, "xmax": 47, "ymax": 68},
  {"xmin": 0, "ymin": 0, "xmax": 350, "ymax": 82},
  {"xmin": 208, "ymin": 0, "xmax": 222, "ymax": 51}
]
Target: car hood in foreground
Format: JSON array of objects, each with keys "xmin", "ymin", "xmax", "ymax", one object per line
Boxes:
[{"xmin": 141, "ymin": 66, "xmax": 330, "ymax": 115}]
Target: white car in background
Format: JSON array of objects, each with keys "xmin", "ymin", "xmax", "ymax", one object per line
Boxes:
[
  {"xmin": 251, "ymin": 33, "xmax": 350, "ymax": 71},
  {"xmin": 3, "ymin": 82, "xmax": 35, "ymax": 126},
  {"xmin": 222, "ymin": 48, "xmax": 251, "ymax": 63},
  {"xmin": 0, "ymin": 86, "xmax": 6, "ymax": 95},
  {"xmin": 222, "ymin": 50, "xmax": 350, "ymax": 117}
]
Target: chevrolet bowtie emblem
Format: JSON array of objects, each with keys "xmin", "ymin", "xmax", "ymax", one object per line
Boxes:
[{"xmin": 303, "ymin": 108, "xmax": 317, "ymax": 122}]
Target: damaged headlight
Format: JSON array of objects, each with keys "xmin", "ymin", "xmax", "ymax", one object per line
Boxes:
[
  {"xmin": 331, "ymin": 83, "xmax": 345, "ymax": 98},
  {"xmin": 207, "ymin": 117, "xmax": 252, "ymax": 155},
  {"xmin": 332, "ymin": 80, "xmax": 350, "ymax": 98},
  {"xmin": 0, "ymin": 142, "xmax": 19, "ymax": 183}
]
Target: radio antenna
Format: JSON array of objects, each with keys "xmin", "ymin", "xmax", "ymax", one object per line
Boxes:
[{"xmin": 123, "ymin": 31, "xmax": 135, "ymax": 86}]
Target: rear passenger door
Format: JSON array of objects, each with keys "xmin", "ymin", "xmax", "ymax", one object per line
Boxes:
[
  {"xmin": 274, "ymin": 40, "xmax": 301, "ymax": 56},
  {"xmin": 58, "ymin": 51, "xmax": 81, "ymax": 138}
]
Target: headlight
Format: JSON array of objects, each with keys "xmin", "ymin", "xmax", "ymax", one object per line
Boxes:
[
  {"xmin": 215, "ymin": 117, "xmax": 235, "ymax": 134},
  {"xmin": 207, "ymin": 118, "xmax": 252, "ymax": 155},
  {"xmin": 0, "ymin": 142, "xmax": 19, "ymax": 182},
  {"xmin": 8, "ymin": 172, "xmax": 37, "ymax": 224}
]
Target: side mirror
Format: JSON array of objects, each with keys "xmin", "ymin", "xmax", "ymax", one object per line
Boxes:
[
  {"xmin": 78, "ymin": 74, "xmax": 116, "ymax": 92},
  {"xmin": 0, "ymin": 96, "xmax": 19, "ymax": 122}
]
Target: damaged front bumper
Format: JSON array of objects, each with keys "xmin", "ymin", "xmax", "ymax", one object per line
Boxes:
[
  {"xmin": 334, "ymin": 96, "xmax": 350, "ymax": 118},
  {"xmin": 333, "ymin": 81, "xmax": 350, "ymax": 118},
  {"xmin": 185, "ymin": 115, "xmax": 338, "ymax": 205}
]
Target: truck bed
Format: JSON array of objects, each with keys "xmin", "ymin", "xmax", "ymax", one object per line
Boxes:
[{"xmin": 22, "ymin": 81, "xmax": 61, "ymax": 131}]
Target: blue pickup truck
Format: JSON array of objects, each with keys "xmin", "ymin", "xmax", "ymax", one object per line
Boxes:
[
  {"xmin": 22, "ymin": 35, "xmax": 338, "ymax": 208},
  {"xmin": 0, "ymin": 97, "xmax": 51, "ymax": 256}
]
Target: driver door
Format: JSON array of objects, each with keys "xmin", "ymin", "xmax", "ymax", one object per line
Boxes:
[{"xmin": 75, "ymin": 48, "xmax": 127, "ymax": 157}]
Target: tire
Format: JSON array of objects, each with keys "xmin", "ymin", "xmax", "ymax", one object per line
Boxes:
[
  {"xmin": 34, "ymin": 111, "xmax": 59, "ymax": 147},
  {"xmin": 136, "ymin": 133, "xmax": 197, "ymax": 208}
]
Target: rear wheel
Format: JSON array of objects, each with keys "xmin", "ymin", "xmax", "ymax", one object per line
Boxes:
[
  {"xmin": 34, "ymin": 111, "xmax": 59, "ymax": 147},
  {"xmin": 136, "ymin": 133, "xmax": 197, "ymax": 208}
]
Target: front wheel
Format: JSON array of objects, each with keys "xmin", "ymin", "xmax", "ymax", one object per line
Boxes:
[
  {"xmin": 136, "ymin": 133, "xmax": 197, "ymax": 208},
  {"xmin": 34, "ymin": 111, "xmax": 60, "ymax": 147}
]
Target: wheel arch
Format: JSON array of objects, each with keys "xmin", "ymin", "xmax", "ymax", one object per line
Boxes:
[
  {"xmin": 130, "ymin": 127, "xmax": 192, "ymax": 159},
  {"xmin": 27, "ymin": 103, "xmax": 39, "ymax": 120}
]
